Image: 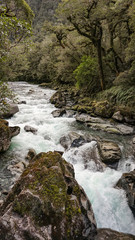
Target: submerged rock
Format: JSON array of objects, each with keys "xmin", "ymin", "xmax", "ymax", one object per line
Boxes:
[
  {"xmin": 116, "ymin": 170, "xmax": 135, "ymax": 217},
  {"xmin": 51, "ymin": 109, "xmax": 66, "ymax": 117},
  {"xmin": 0, "ymin": 152, "xmax": 97, "ymax": 240},
  {"xmin": 98, "ymin": 141, "xmax": 121, "ymax": 167},
  {"xmin": 0, "ymin": 119, "xmax": 20, "ymax": 152},
  {"xmin": 95, "ymin": 228, "xmax": 135, "ymax": 240}
]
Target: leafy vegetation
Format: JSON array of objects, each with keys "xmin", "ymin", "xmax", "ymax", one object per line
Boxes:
[{"xmin": 1, "ymin": 0, "xmax": 135, "ymax": 108}]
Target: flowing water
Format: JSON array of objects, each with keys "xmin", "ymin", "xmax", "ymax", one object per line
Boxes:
[{"xmin": 0, "ymin": 81, "xmax": 135, "ymax": 235}]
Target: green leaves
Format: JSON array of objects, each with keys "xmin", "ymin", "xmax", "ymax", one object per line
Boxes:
[{"xmin": 74, "ymin": 55, "xmax": 99, "ymax": 94}]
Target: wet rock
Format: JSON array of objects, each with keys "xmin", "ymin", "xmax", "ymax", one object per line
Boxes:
[
  {"xmin": 60, "ymin": 132, "xmax": 86, "ymax": 149},
  {"xmin": 116, "ymin": 170, "xmax": 135, "ymax": 217},
  {"xmin": 25, "ymin": 149, "xmax": 37, "ymax": 162},
  {"xmin": 98, "ymin": 141, "xmax": 121, "ymax": 167},
  {"xmin": 95, "ymin": 228, "xmax": 135, "ymax": 240},
  {"xmin": 18, "ymin": 100, "xmax": 26, "ymax": 104},
  {"xmin": 50, "ymin": 91, "xmax": 66, "ymax": 108},
  {"xmin": 0, "ymin": 119, "xmax": 20, "ymax": 152},
  {"xmin": 9, "ymin": 126, "xmax": 20, "ymax": 138},
  {"xmin": 24, "ymin": 125, "xmax": 38, "ymax": 134},
  {"xmin": 132, "ymin": 137, "xmax": 135, "ymax": 144},
  {"xmin": 76, "ymin": 114, "xmax": 134, "ymax": 135},
  {"xmin": 0, "ymin": 104, "xmax": 19, "ymax": 119},
  {"xmin": 81, "ymin": 142, "xmax": 106, "ymax": 172},
  {"xmin": 51, "ymin": 109, "xmax": 66, "ymax": 117},
  {"xmin": 112, "ymin": 111, "xmax": 124, "ymax": 122},
  {"xmin": 27, "ymin": 89, "xmax": 34, "ymax": 94},
  {"xmin": 66, "ymin": 110, "xmax": 76, "ymax": 118},
  {"xmin": 0, "ymin": 152, "xmax": 97, "ymax": 240}
]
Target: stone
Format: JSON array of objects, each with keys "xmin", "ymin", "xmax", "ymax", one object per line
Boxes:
[
  {"xmin": 116, "ymin": 170, "xmax": 135, "ymax": 217},
  {"xmin": 24, "ymin": 125, "xmax": 38, "ymax": 134},
  {"xmin": 116, "ymin": 124, "xmax": 134, "ymax": 135},
  {"xmin": 66, "ymin": 110, "xmax": 76, "ymax": 118},
  {"xmin": 93, "ymin": 101, "xmax": 114, "ymax": 118},
  {"xmin": 76, "ymin": 114, "xmax": 134, "ymax": 135},
  {"xmin": 0, "ymin": 152, "xmax": 97, "ymax": 240},
  {"xmin": 98, "ymin": 141, "xmax": 121, "ymax": 166},
  {"xmin": 51, "ymin": 109, "xmax": 66, "ymax": 117},
  {"xmin": 60, "ymin": 132, "xmax": 86, "ymax": 149},
  {"xmin": 18, "ymin": 100, "xmax": 26, "ymax": 104},
  {"xmin": 25, "ymin": 149, "xmax": 37, "ymax": 162},
  {"xmin": 112, "ymin": 111, "xmax": 124, "ymax": 122},
  {"xmin": 95, "ymin": 228, "xmax": 135, "ymax": 240},
  {"xmin": 0, "ymin": 104, "xmax": 19, "ymax": 118},
  {"xmin": 9, "ymin": 126, "xmax": 20, "ymax": 138},
  {"xmin": 133, "ymin": 137, "xmax": 135, "ymax": 144},
  {"xmin": 0, "ymin": 119, "xmax": 20, "ymax": 152}
]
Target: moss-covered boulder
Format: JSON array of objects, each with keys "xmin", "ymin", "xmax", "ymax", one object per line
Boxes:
[
  {"xmin": 93, "ymin": 101, "xmax": 114, "ymax": 118},
  {"xmin": 0, "ymin": 152, "xmax": 97, "ymax": 240},
  {"xmin": 0, "ymin": 119, "xmax": 20, "ymax": 152}
]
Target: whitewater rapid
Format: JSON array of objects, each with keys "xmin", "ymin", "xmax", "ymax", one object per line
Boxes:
[{"xmin": 2, "ymin": 82, "xmax": 135, "ymax": 235}]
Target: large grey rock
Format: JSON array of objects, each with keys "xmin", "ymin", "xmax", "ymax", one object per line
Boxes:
[
  {"xmin": 116, "ymin": 170, "xmax": 135, "ymax": 217},
  {"xmin": 98, "ymin": 141, "xmax": 121, "ymax": 167},
  {"xmin": 0, "ymin": 119, "xmax": 20, "ymax": 152},
  {"xmin": 0, "ymin": 152, "xmax": 97, "ymax": 240},
  {"xmin": 24, "ymin": 125, "xmax": 38, "ymax": 134},
  {"xmin": 0, "ymin": 104, "xmax": 19, "ymax": 119},
  {"xmin": 76, "ymin": 114, "xmax": 134, "ymax": 135}
]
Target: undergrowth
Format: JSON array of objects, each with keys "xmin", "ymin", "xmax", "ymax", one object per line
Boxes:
[{"xmin": 96, "ymin": 85, "xmax": 135, "ymax": 107}]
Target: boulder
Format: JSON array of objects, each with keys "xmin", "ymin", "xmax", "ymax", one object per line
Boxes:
[
  {"xmin": 116, "ymin": 170, "xmax": 135, "ymax": 217},
  {"xmin": 25, "ymin": 148, "xmax": 37, "ymax": 162},
  {"xmin": 60, "ymin": 132, "xmax": 86, "ymax": 149},
  {"xmin": 98, "ymin": 141, "xmax": 121, "ymax": 167},
  {"xmin": 0, "ymin": 152, "xmax": 97, "ymax": 240},
  {"xmin": 95, "ymin": 228, "xmax": 135, "ymax": 240},
  {"xmin": 24, "ymin": 125, "xmax": 38, "ymax": 134},
  {"xmin": 0, "ymin": 104, "xmax": 19, "ymax": 119},
  {"xmin": 51, "ymin": 109, "xmax": 66, "ymax": 118},
  {"xmin": 50, "ymin": 91, "xmax": 66, "ymax": 108},
  {"xmin": 112, "ymin": 111, "xmax": 124, "ymax": 122},
  {"xmin": 93, "ymin": 101, "xmax": 114, "ymax": 118},
  {"xmin": 0, "ymin": 119, "xmax": 20, "ymax": 152},
  {"xmin": 76, "ymin": 114, "xmax": 134, "ymax": 135}
]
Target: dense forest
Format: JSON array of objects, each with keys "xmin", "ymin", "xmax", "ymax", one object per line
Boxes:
[{"xmin": 0, "ymin": 0, "xmax": 135, "ymax": 110}]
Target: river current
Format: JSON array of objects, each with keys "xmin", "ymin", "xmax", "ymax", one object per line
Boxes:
[{"xmin": 1, "ymin": 82, "xmax": 135, "ymax": 235}]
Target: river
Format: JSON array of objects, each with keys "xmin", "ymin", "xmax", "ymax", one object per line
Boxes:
[{"xmin": 1, "ymin": 81, "xmax": 135, "ymax": 235}]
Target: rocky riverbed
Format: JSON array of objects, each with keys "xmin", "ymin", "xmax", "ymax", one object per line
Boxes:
[{"xmin": 0, "ymin": 82, "xmax": 135, "ymax": 239}]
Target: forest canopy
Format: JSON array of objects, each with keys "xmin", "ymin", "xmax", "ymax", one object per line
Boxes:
[{"xmin": 1, "ymin": 0, "xmax": 135, "ymax": 107}]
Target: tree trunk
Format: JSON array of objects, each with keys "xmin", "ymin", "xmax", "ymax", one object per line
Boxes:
[{"xmin": 97, "ymin": 39, "xmax": 105, "ymax": 91}]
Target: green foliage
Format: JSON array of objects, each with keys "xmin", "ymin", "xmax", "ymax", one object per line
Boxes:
[
  {"xmin": 96, "ymin": 85, "xmax": 135, "ymax": 107},
  {"xmin": 74, "ymin": 56, "xmax": 99, "ymax": 94}
]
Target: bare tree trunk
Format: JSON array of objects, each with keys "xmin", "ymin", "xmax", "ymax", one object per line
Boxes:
[{"xmin": 97, "ymin": 39, "xmax": 105, "ymax": 90}]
